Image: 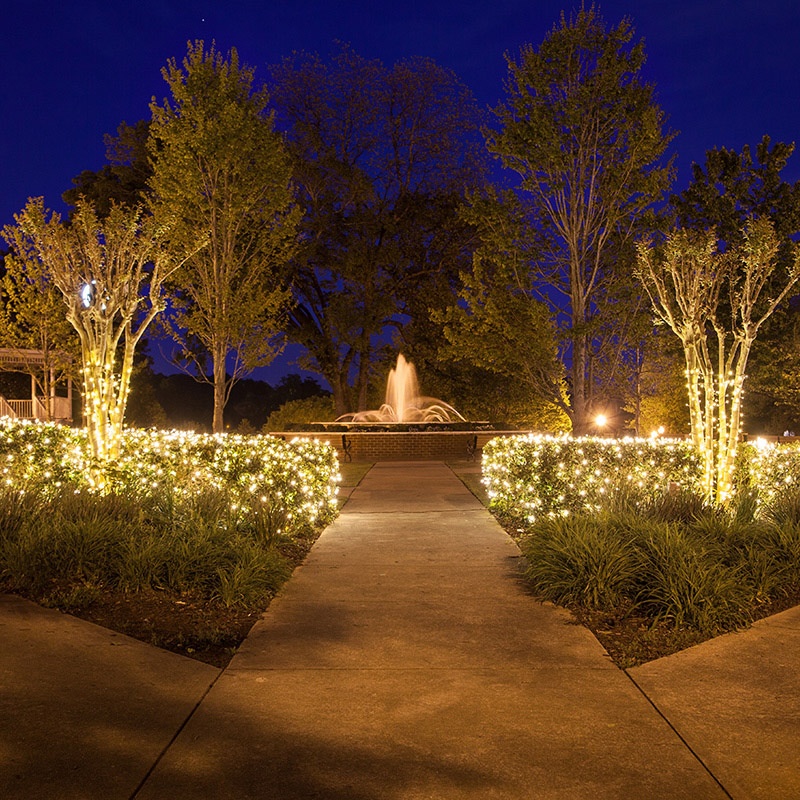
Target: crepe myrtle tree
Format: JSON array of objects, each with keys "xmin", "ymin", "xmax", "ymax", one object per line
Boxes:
[
  {"xmin": 636, "ymin": 218, "xmax": 800, "ymax": 505},
  {"xmin": 3, "ymin": 197, "xmax": 199, "ymax": 486}
]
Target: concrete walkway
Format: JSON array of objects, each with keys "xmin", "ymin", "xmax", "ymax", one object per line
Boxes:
[{"xmin": 2, "ymin": 461, "xmax": 799, "ymax": 798}]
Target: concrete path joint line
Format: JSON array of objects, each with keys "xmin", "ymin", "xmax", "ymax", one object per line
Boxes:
[{"xmin": 622, "ymin": 669, "xmax": 734, "ymax": 799}]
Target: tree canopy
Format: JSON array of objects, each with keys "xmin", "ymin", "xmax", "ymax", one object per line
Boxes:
[
  {"xmin": 488, "ymin": 6, "xmax": 676, "ymax": 433},
  {"xmin": 637, "ymin": 218, "xmax": 800, "ymax": 503},
  {"xmin": 269, "ymin": 44, "xmax": 487, "ymax": 416},
  {"xmin": 2, "ymin": 198, "xmax": 194, "ymax": 482},
  {"xmin": 148, "ymin": 40, "xmax": 300, "ymax": 433}
]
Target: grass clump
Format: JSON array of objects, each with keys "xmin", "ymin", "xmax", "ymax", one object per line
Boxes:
[
  {"xmin": 0, "ymin": 421, "xmax": 341, "ymax": 626},
  {"xmin": 522, "ymin": 515, "xmax": 641, "ymax": 611},
  {"xmin": 0, "ymin": 483, "xmax": 293, "ymax": 609},
  {"xmin": 516, "ymin": 490, "xmax": 800, "ymax": 664}
]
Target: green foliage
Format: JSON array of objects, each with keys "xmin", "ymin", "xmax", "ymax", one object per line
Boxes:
[
  {"xmin": 488, "ymin": 6, "xmax": 675, "ymax": 433},
  {"xmin": 734, "ymin": 441, "xmax": 800, "ymax": 510},
  {"xmin": 0, "ymin": 419, "xmax": 339, "ymax": 607},
  {"xmin": 2, "ymin": 197, "xmax": 196, "ymax": 478},
  {"xmin": 63, "ymin": 120, "xmax": 152, "ymax": 216},
  {"xmin": 270, "ymin": 44, "xmax": 486, "ymax": 416},
  {"xmin": 438, "ymin": 190, "xmax": 569, "ymax": 426},
  {"xmin": 0, "ymin": 418, "xmax": 340, "ymax": 531},
  {"xmin": 263, "ymin": 395, "xmax": 336, "ymax": 431},
  {"xmin": 519, "ymin": 502, "xmax": 796, "ymax": 636},
  {"xmin": 501, "ymin": 435, "xmax": 800, "ymax": 638},
  {"xmin": 0, "ymin": 232, "xmax": 78, "ymax": 408},
  {"xmin": 522, "ymin": 515, "xmax": 641, "ymax": 611},
  {"xmin": 669, "ymin": 136, "xmax": 800, "ymax": 438},
  {"xmin": 634, "ymin": 522, "xmax": 751, "ymax": 630},
  {"xmin": 482, "ymin": 434, "xmax": 703, "ymax": 523},
  {"xmin": 149, "ymin": 40, "xmax": 300, "ymax": 432}
]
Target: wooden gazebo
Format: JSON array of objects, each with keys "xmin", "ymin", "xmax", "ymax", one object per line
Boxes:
[{"xmin": 0, "ymin": 348, "xmax": 73, "ymax": 423}]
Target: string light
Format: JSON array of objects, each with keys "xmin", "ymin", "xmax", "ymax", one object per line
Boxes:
[
  {"xmin": 483, "ymin": 432, "xmax": 800, "ymax": 522},
  {"xmin": 0, "ymin": 417, "xmax": 340, "ymax": 530}
]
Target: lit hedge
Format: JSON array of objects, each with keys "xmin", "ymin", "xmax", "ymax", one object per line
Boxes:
[
  {"xmin": 0, "ymin": 418, "xmax": 340, "ymax": 534},
  {"xmin": 482, "ymin": 434, "xmax": 703, "ymax": 523},
  {"xmin": 735, "ymin": 439, "xmax": 800, "ymax": 507}
]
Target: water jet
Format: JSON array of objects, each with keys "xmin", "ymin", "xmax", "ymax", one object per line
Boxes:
[{"xmin": 279, "ymin": 354, "xmax": 509, "ymax": 461}]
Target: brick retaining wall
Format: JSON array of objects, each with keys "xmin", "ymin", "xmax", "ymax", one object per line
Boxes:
[{"xmin": 272, "ymin": 430, "xmax": 517, "ymax": 462}]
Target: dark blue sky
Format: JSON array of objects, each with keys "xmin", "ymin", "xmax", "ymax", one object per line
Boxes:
[
  {"xmin": 2, "ymin": 0, "xmax": 799, "ymax": 381},
  {"xmin": 3, "ymin": 0, "xmax": 800, "ymax": 231}
]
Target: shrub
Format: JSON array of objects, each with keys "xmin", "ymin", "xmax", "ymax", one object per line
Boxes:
[
  {"xmin": 0, "ymin": 419, "xmax": 341, "ymax": 608},
  {"xmin": 521, "ymin": 515, "xmax": 641, "ymax": 611},
  {"xmin": 633, "ymin": 521, "xmax": 751, "ymax": 632},
  {"xmin": 482, "ymin": 434, "xmax": 703, "ymax": 523},
  {"xmin": 263, "ymin": 395, "xmax": 336, "ymax": 431}
]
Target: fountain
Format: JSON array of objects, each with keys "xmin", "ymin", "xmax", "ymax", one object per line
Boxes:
[
  {"xmin": 279, "ymin": 353, "xmax": 503, "ymax": 461},
  {"xmin": 337, "ymin": 354, "xmax": 465, "ymax": 424}
]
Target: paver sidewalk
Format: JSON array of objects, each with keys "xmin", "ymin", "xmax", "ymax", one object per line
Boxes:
[{"xmin": 136, "ymin": 462, "xmax": 726, "ymax": 799}]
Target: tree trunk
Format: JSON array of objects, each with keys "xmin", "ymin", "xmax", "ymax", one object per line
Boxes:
[
  {"xmin": 571, "ymin": 335, "xmax": 588, "ymax": 435},
  {"xmin": 212, "ymin": 339, "xmax": 227, "ymax": 434},
  {"xmin": 331, "ymin": 375, "xmax": 349, "ymax": 418}
]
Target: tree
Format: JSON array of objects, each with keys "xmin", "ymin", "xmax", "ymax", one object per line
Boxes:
[
  {"xmin": 2, "ymin": 197, "xmax": 193, "ymax": 486},
  {"xmin": 269, "ymin": 45, "xmax": 486, "ymax": 416},
  {"xmin": 636, "ymin": 219, "xmax": 800, "ymax": 504},
  {"xmin": 0, "ymin": 244, "xmax": 79, "ymax": 418},
  {"xmin": 487, "ymin": 6, "xmax": 675, "ymax": 433},
  {"xmin": 438, "ymin": 189, "xmax": 569, "ymax": 428},
  {"xmin": 671, "ymin": 136, "xmax": 800, "ymax": 428},
  {"xmin": 620, "ymin": 325, "xmax": 688, "ymax": 437},
  {"xmin": 63, "ymin": 120, "xmax": 152, "ymax": 216},
  {"xmin": 149, "ymin": 40, "xmax": 300, "ymax": 433}
]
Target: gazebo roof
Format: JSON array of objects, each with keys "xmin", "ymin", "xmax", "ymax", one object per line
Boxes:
[{"xmin": 0, "ymin": 348, "xmax": 50, "ymax": 367}]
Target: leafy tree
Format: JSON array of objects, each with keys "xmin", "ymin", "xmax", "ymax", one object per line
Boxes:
[
  {"xmin": 620, "ymin": 326, "xmax": 688, "ymax": 437},
  {"xmin": 269, "ymin": 45, "xmax": 486, "ymax": 416},
  {"xmin": 438, "ymin": 190, "xmax": 568, "ymax": 428},
  {"xmin": 0, "ymin": 245, "xmax": 79, "ymax": 418},
  {"xmin": 63, "ymin": 120, "xmax": 152, "ymax": 216},
  {"xmin": 672, "ymin": 136, "xmax": 800, "ymax": 244},
  {"xmin": 636, "ymin": 219, "xmax": 800, "ymax": 504},
  {"xmin": 671, "ymin": 136, "xmax": 800, "ymax": 428},
  {"xmin": 487, "ymin": 6, "xmax": 675, "ymax": 433},
  {"xmin": 2, "ymin": 198, "xmax": 194, "ymax": 485},
  {"xmin": 149, "ymin": 40, "xmax": 300, "ymax": 433}
]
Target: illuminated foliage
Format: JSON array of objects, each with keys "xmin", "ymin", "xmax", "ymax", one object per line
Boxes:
[
  {"xmin": 2, "ymin": 198, "xmax": 199, "ymax": 485},
  {"xmin": 482, "ymin": 434, "xmax": 703, "ymax": 523},
  {"xmin": 0, "ymin": 239, "xmax": 78, "ymax": 414},
  {"xmin": 0, "ymin": 419, "xmax": 339, "ymax": 533},
  {"xmin": 149, "ymin": 40, "xmax": 300, "ymax": 433},
  {"xmin": 488, "ymin": 7, "xmax": 675, "ymax": 433},
  {"xmin": 637, "ymin": 219, "xmax": 800, "ymax": 504}
]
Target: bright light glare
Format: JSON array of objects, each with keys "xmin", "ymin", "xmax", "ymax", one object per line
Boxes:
[
  {"xmin": 80, "ymin": 283, "xmax": 94, "ymax": 308},
  {"xmin": 595, "ymin": 414, "xmax": 607, "ymax": 427}
]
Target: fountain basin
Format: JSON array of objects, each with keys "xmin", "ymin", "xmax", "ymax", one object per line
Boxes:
[
  {"xmin": 274, "ymin": 422, "xmax": 518, "ymax": 462},
  {"xmin": 276, "ymin": 354, "xmax": 519, "ymax": 461}
]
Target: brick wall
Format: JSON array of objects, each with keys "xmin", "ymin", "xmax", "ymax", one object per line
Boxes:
[{"xmin": 272, "ymin": 430, "xmax": 517, "ymax": 462}]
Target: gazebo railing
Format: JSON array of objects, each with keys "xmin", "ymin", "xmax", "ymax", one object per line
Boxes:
[
  {"xmin": 0, "ymin": 396, "xmax": 15, "ymax": 418},
  {"xmin": 0, "ymin": 396, "xmax": 72, "ymax": 422}
]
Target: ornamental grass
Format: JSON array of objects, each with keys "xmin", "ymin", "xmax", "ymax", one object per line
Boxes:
[{"xmin": 0, "ymin": 419, "xmax": 340, "ymax": 608}]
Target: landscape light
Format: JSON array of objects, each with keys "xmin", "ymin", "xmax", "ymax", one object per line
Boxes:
[{"xmin": 79, "ymin": 281, "xmax": 95, "ymax": 309}]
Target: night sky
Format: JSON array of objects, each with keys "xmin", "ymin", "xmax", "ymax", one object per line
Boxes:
[{"xmin": 2, "ymin": 0, "xmax": 800, "ymax": 378}]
